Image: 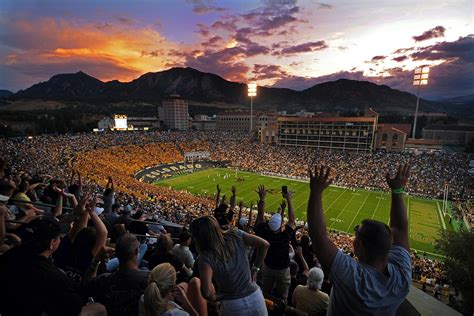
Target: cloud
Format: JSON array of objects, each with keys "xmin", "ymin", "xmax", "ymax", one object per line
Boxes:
[
  {"xmin": 392, "ymin": 47, "xmax": 414, "ymax": 54},
  {"xmin": 116, "ymin": 16, "xmax": 135, "ymax": 25},
  {"xmin": 240, "ymin": 1, "xmax": 302, "ymax": 34},
  {"xmin": 273, "ymin": 56, "xmax": 474, "ymax": 99},
  {"xmin": 186, "ymin": 0, "xmax": 227, "ymax": 15},
  {"xmin": 315, "ymin": 2, "xmax": 333, "ymax": 9},
  {"xmin": 371, "ymin": 55, "xmax": 386, "ymax": 62},
  {"xmin": 193, "ymin": 4, "xmax": 226, "ymax": 14},
  {"xmin": 276, "ymin": 40, "xmax": 328, "ymax": 56},
  {"xmin": 211, "ymin": 20, "xmax": 238, "ymax": 32},
  {"xmin": 410, "ymin": 35, "xmax": 474, "ymax": 62},
  {"xmin": 251, "ymin": 64, "xmax": 288, "ymax": 81},
  {"xmin": 412, "ymin": 25, "xmax": 446, "ymax": 42},
  {"xmin": 0, "ymin": 17, "xmax": 183, "ymax": 90},
  {"xmin": 392, "ymin": 56, "xmax": 408, "ymax": 62}
]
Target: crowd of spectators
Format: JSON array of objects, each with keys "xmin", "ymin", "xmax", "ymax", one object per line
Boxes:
[{"xmin": 0, "ymin": 130, "xmax": 471, "ymax": 315}]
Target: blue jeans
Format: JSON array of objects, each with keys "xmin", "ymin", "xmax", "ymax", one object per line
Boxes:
[
  {"xmin": 106, "ymin": 243, "xmax": 147, "ymax": 272},
  {"xmin": 219, "ymin": 288, "xmax": 268, "ymax": 316}
]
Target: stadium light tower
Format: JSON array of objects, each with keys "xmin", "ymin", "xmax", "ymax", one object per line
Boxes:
[
  {"xmin": 412, "ymin": 66, "xmax": 429, "ymax": 139},
  {"xmin": 248, "ymin": 83, "xmax": 257, "ymax": 132}
]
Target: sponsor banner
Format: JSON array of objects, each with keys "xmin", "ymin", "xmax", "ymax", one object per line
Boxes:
[{"xmin": 135, "ymin": 161, "xmax": 223, "ymax": 183}]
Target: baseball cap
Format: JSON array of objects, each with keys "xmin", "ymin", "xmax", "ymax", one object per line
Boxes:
[
  {"xmin": 268, "ymin": 213, "xmax": 282, "ymax": 231},
  {"xmin": 238, "ymin": 217, "xmax": 248, "ymax": 227},
  {"xmin": 95, "ymin": 207, "xmax": 105, "ymax": 216},
  {"xmin": 25, "ymin": 217, "xmax": 70, "ymax": 242}
]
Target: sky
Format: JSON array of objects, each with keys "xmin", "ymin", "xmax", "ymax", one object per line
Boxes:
[{"xmin": 0, "ymin": 0, "xmax": 473, "ymax": 99}]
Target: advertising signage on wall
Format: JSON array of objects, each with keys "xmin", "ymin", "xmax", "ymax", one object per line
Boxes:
[{"xmin": 135, "ymin": 161, "xmax": 222, "ymax": 183}]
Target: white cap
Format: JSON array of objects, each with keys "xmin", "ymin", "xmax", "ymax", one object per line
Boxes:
[
  {"xmin": 268, "ymin": 213, "xmax": 282, "ymax": 231},
  {"xmin": 95, "ymin": 207, "xmax": 104, "ymax": 216}
]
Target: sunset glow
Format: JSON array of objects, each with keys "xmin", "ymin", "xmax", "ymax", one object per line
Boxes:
[{"xmin": 0, "ymin": 0, "xmax": 472, "ymax": 99}]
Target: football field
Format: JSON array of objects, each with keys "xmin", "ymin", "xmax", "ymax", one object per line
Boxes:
[{"xmin": 156, "ymin": 168, "xmax": 450, "ymax": 255}]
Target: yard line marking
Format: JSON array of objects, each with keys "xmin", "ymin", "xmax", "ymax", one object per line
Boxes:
[
  {"xmin": 328, "ymin": 193, "xmax": 356, "ymax": 229},
  {"xmin": 371, "ymin": 192, "xmax": 384, "ymax": 220},
  {"xmin": 325, "ymin": 188, "xmax": 347, "ymax": 214},
  {"xmin": 436, "ymin": 202, "xmax": 447, "ymax": 230},
  {"xmin": 346, "ymin": 191, "xmax": 372, "ymax": 231}
]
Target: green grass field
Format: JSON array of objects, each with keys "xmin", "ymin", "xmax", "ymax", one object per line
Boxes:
[{"xmin": 156, "ymin": 168, "xmax": 450, "ymax": 255}]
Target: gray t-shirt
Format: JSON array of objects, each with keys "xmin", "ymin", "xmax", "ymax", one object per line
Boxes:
[
  {"xmin": 328, "ymin": 245, "xmax": 412, "ymax": 316},
  {"xmin": 198, "ymin": 230, "xmax": 258, "ymax": 301}
]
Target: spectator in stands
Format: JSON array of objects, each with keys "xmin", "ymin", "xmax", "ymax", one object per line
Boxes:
[
  {"xmin": 87, "ymin": 234, "xmax": 150, "ymax": 316},
  {"xmin": 306, "ymin": 165, "xmax": 412, "ymax": 315},
  {"xmin": 105, "ymin": 203, "xmax": 121, "ymax": 226},
  {"xmin": 103, "ymin": 176, "xmax": 115, "ymax": 214},
  {"xmin": 55, "ymin": 194, "xmax": 108, "ymax": 283},
  {"xmin": 149, "ymin": 233, "xmax": 191, "ymax": 282},
  {"xmin": 116, "ymin": 206, "xmax": 133, "ymax": 227},
  {"xmin": 190, "ymin": 215, "xmax": 269, "ymax": 316},
  {"xmin": 0, "ymin": 217, "xmax": 83, "ymax": 316},
  {"xmin": 139, "ymin": 263, "xmax": 201, "ymax": 316},
  {"xmin": 13, "ymin": 179, "xmax": 43, "ymax": 215},
  {"xmin": 288, "ymin": 246, "xmax": 310, "ymax": 307},
  {"xmin": 172, "ymin": 229, "xmax": 195, "ymax": 271},
  {"xmin": 254, "ymin": 185, "xmax": 296, "ymax": 303},
  {"xmin": 292, "ymin": 267, "xmax": 329, "ymax": 315},
  {"xmin": 0, "ymin": 179, "xmax": 36, "ymax": 231},
  {"xmin": 299, "ymin": 234, "xmax": 317, "ymax": 269},
  {"xmin": 129, "ymin": 210, "xmax": 156, "ymax": 237}
]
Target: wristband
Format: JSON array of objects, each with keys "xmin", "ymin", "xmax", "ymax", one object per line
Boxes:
[
  {"xmin": 90, "ymin": 259, "xmax": 101, "ymax": 268},
  {"xmin": 391, "ymin": 188, "xmax": 404, "ymax": 194},
  {"xmin": 251, "ymin": 265, "xmax": 260, "ymax": 273}
]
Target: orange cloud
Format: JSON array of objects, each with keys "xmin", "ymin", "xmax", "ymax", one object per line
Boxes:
[{"xmin": 1, "ymin": 17, "xmax": 187, "ymax": 84}]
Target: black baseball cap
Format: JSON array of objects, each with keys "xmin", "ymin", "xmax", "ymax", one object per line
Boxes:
[{"xmin": 24, "ymin": 217, "xmax": 70, "ymax": 242}]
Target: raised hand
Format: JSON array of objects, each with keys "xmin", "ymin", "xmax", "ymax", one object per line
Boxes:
[
  {"xmin": 216, "ymin": 185, "xmax": 221, "ymax": 194},
  {"xmin": 282, "ymin": 190, "xmax": 292, "ymax": 200},
  {"xmin": 280, "ymin": 199, "xmax": 287, "ymax": 211},
  {"xmin": 231, "ymin": 185, "xmax": 236, "ymax": 195},
  {"xmin": 255, "ymin": 185, "xmax": 266, "ymax": 200},
  {"xmin": 75, "ymin": 193, "xmax": 90, "ymax": 213},
  {"xmin": 308, "ymin": 165, "xmax": 333, "ymax": 194},
  {"xmin": 386, "ymin": 164, "xmax": 410, "ymax": 189}
]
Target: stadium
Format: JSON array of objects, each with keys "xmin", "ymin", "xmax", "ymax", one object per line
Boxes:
[
  {"xmin": 1, "ymin": 1, "xmax": 474, "ymax": 316},
  {"xmin": 1, "ymin": 129, "xmax": 472, "ymax": 315}
]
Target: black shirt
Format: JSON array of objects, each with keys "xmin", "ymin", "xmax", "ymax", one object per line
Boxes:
[
  {"xmin": 255, "ymin": 223, "xmax": 295, "ymax": 270},
  {"xmin": 0, "ymin": 246, "xmax": 83, "ymax": 316},
  {"xmin": 87, "ymin": 268, "xmax": 150, "ymax": 316},
  {"xmin": 128, "ymin": 220, "xmax": 149, "ymax": 236}
]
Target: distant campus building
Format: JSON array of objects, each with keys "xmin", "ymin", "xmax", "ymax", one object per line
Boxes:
[{"xmin": 162, "ymin": 95, "xmax": 189, "ymax": 130}]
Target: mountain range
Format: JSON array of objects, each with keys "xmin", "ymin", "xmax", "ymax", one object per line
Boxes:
[{"xmin": 3, "ymin": 67, "xmax": 473, "ymax": 116}]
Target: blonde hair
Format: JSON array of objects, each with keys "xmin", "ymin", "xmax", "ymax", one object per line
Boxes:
[
  {"xmin": 190, "ymin": 216, "xmax": 238, "ymax": 262},
  {"xmin": 143, "ymin": 263, "xmax": 176, "ymax": 316}
]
